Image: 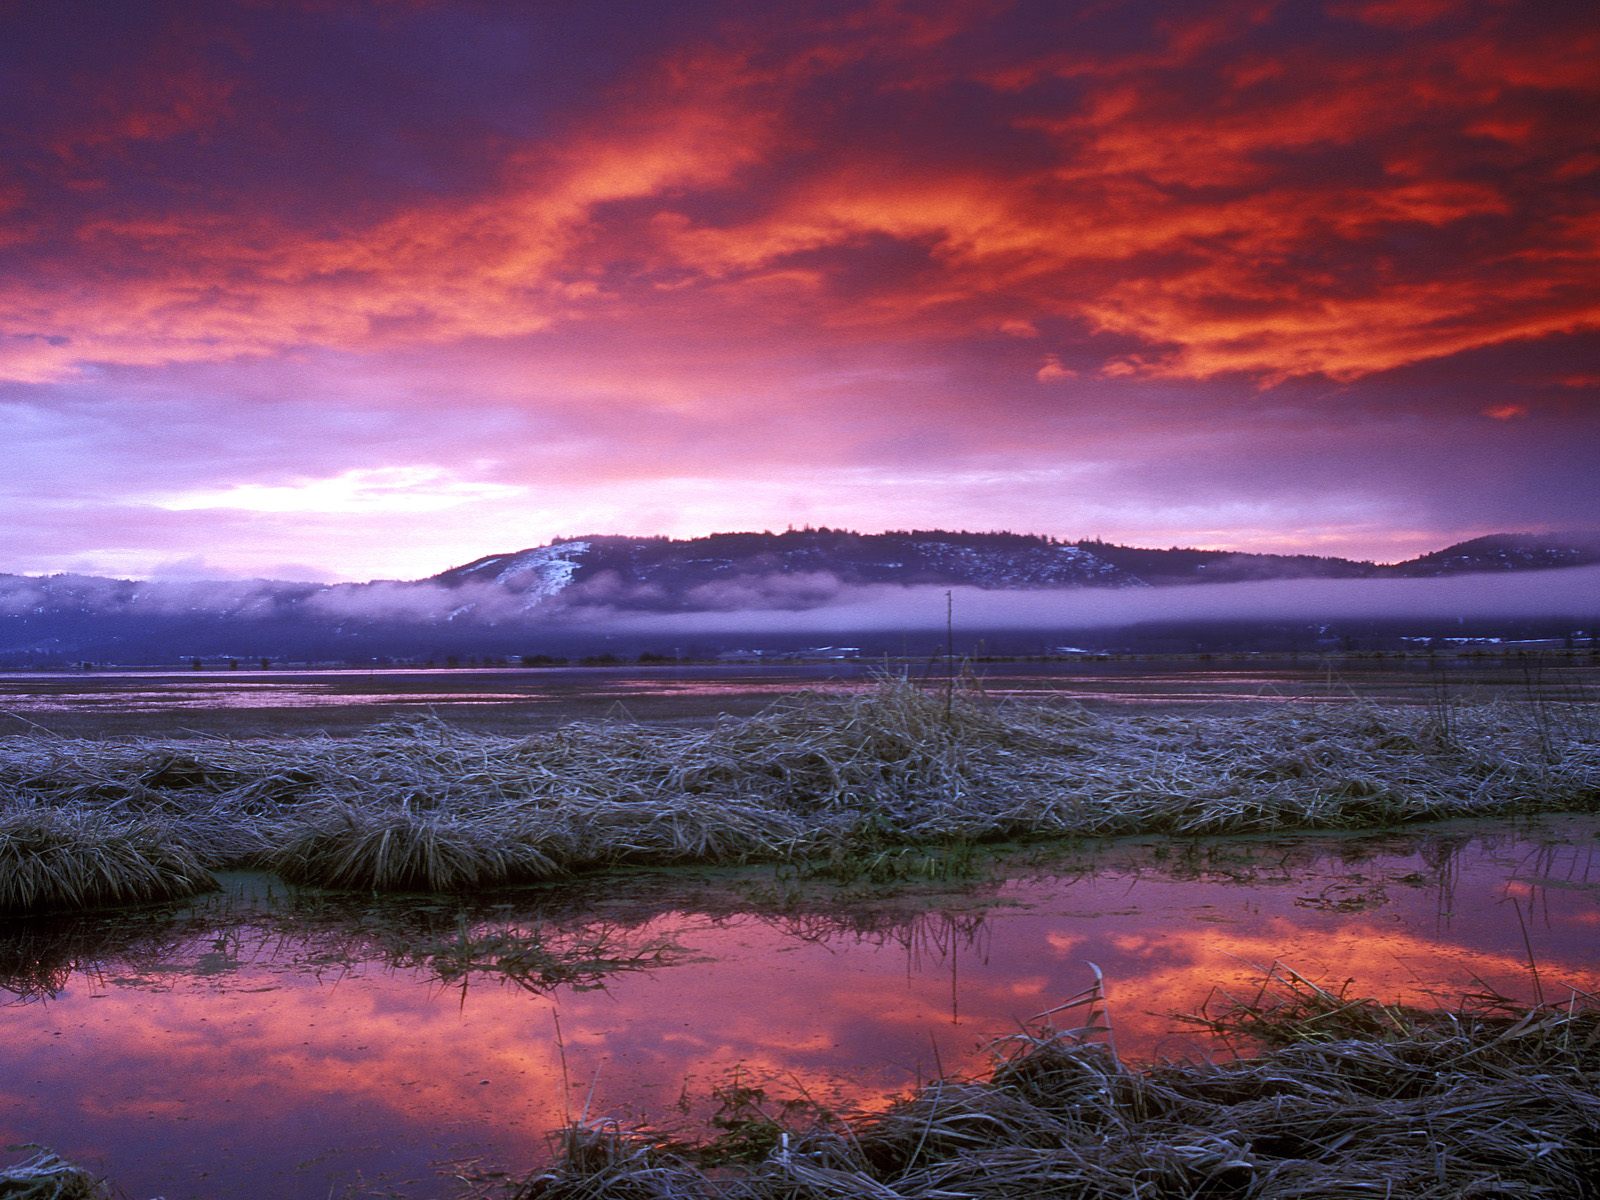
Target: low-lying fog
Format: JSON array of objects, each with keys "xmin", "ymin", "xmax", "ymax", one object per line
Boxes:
[
  {"xmin": 5, "ymin": 564, "xmax": 1596, "ymax": 635},
  {"xmin": 564, "ymin": 565, "xmax": 1600, "ymax": 634}
]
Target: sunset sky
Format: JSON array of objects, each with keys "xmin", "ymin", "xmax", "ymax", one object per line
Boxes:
[{"xmin": 2, "ymin": 0, "xmax": 1596, "ymax": 582}]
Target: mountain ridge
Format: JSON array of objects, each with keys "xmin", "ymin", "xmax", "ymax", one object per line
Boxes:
[
  {"xmin": 3, "ymin": 529, "xmax": 1596, "ymax": 664},
  {"xmin": 426, "ymin": 528, "xmax": 1600, "ymax": 612}
]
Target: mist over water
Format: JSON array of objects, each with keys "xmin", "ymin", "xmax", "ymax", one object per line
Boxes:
[
  {"xmin": 562, "ymin": 564, "xmax": 1600, "ymax": 636},
  {"xmin": 4, "ymin": 564, "xmax": 1596, "ymax": 648}
]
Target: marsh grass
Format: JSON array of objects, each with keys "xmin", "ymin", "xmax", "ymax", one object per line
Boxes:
[
  {"xmin": 272, "ymin": 803, "xmax": 561, "ymax": 891},
  {"xmin": 508, "ymin": 969, "xmax": 1600, "ymax": 1199},
  {"xmin": 3, "ymin": 677, "xmax": 1598, "ymax": 912},
  {"xmin": 0, "ymin": 1147, "xmax": 107, "ymax": 1200},
  {"xmin": 385, "ymin": 918, "xmax": 685, "ymax": 995},
  {"xmin": 0, "ymin": 807, "xmax": 215, "ymax": 915},
  {"xmin": 794, "ymin": 838, "xmax": 984, "ymax": 886}
]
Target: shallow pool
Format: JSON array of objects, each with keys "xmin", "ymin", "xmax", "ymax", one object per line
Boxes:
[{"xmin": 2, "ymin": 816, "xmax": 1595, "ymax": 1198}]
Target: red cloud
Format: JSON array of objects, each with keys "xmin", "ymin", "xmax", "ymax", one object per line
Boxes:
[
  {"xmin": 51, "ymin": 49, "xmax": 238, "ymax": 163},
  {"xmin": 0, "ymin": 1, "xmax": 1595, "ymax": 393},
  {"xmin": 1327, "ymin": 0, "xmax": 1461, "ymax": 30}
]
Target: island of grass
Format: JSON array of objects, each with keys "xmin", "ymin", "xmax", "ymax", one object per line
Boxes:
[{"xmin": 2, "ymin": 676, "xmax": 1597, "ymax": 914}]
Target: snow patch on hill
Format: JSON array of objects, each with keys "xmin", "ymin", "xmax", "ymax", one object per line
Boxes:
[{"xmin": 489, "ymin": 541, "xmax": 590, "ymax": 600}]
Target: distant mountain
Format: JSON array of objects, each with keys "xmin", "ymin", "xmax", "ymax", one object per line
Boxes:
[
  {"xmin": 1065, "ymin": 541, "xmax": 1374, "ymax": 586},
  {"xmin": 430, "ymin": 528, "xmax": 1600, "ymax": 609},
  {"xmin": 2, "ymin": 528, "xmax": 1596, "ymax": 664},
  {"xmin": 1387, "ymin": 532, "xmax": 1600, "ymax": 576},
  {"xmin": 433, "ymin": 530, "xmax": 1138, "ymax": 613}
]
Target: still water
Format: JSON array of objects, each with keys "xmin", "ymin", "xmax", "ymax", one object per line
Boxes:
[
  {"xmin": 5, "ymin": 657, "xmax": 1597, "ymax": 736},
  {"xmin": 2, "ymin": 818, "xmax": 1596, "ymax": 1199}
]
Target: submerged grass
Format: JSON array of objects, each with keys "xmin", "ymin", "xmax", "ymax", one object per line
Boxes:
[
  {"xmin": 0, "ymin": 884, "xmax": 691, "ymax": 1005},
  {"xmin": 3, "ymin": 677, "xmax": 1598, "ymax": 912},
  {"xmin": 507, "ymin": 970, "xmax": 1600, "ymax": 1200}
]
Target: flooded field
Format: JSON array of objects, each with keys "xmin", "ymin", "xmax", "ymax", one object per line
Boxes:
[
  {"xmin": 3, "ymin": 818, "xmax": 1596, "ymax": 1199},
  {"xmin": 3, "ymin": 662, "xmax": 1597, "ymax": 1196},
  {"xmin": 3, "ymin": 653, "xmax": 1597, "ymax": 737}
]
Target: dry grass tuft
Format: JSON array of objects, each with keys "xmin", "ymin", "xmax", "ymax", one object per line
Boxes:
[
  {"xmin": 0, "ymin": 1147, "xmax": 109, "ymax": 1200},
  {"xmin": 513, "ymin": 1124, "xmax": 706, "ymax": 1199},
  {"xmin": 270, "ymin": 802, "xmax": 560, "ymax": 892},
  {"xmin": 0, "ymin": 807, "xmax": 216, "ymax": 916},
  {"xmin": 3, "ymin": 676, "xmax": 1598, "ymax": 908}
]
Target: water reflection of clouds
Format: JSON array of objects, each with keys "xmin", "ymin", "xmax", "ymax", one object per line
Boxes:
[
  {"xmin": 4, "ymin": 688, "xmax": 539, "ymax": 711},
  {"xmin": 8, "ymin": 661, "xmax": 1572, "ymax": 719},
  {"xmin": 1, "ymin": 823, "xmax": 1597, "ymax": 1199}
]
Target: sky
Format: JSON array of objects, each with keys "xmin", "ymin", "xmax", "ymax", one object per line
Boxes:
[{"xmin": 2, "ymin": 0, "xmax": 1596, "ymax": 583}]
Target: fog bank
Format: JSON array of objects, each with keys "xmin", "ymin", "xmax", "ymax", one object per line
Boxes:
[
  {"xmin": 566, "ymin": 565, "xmax": 1600, "ymax": 636},
  {"xmin": 4, "ymin": 564, "xmax": 1595, "ymax": 638}
]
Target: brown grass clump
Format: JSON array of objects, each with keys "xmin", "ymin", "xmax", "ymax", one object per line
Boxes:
[
  {"xmin": 269, "ymin": 802, "xmax": 561, "ymax": 891},
  {"xmin": 511, "ymin": 971, "xmax": 1600, "ymax": 1200},
  {"xmin": 0, "ymin": 1147, "xmax": 109, "ymax": 1200},
  {"xmin": 2, "ymin": 676, "xmax": 1598, "ymax": 907},
  {"xmin": 0, "ymin": 807, "xmax": 216, "ymax": 916}
]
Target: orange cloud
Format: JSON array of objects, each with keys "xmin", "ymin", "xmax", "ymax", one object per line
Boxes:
[
  {"xmin": 1, "ymin": 0, "xmax": 1595, "ymax": 396},
  {"xmin": 1036, "ymin": 354, "xmax": 1076, "ymax": 382}
]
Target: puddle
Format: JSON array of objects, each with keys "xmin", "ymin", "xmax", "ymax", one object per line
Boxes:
[{"xmin": 1, "ymin": 816, "xmax": 1596, "ymax": 1198}]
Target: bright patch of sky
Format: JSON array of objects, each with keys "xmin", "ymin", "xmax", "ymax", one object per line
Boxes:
[{"xmin": 155, "ymin": 467, "xmax": 525, "ymax": 515}]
